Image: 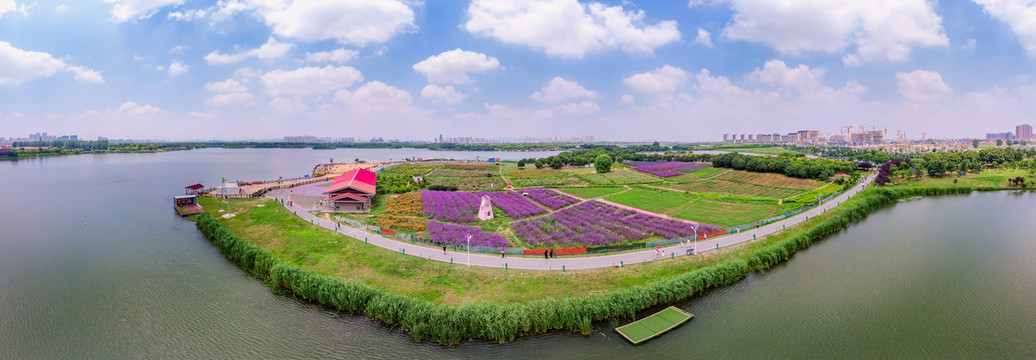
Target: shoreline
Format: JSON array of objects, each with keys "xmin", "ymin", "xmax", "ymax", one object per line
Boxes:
[{"xmin": 192, "ymin": 182, "xmax": 1025, "ymax": 345}]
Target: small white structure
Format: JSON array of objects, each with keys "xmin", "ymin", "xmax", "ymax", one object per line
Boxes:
[{"xmin": 477, "ymin": 195, "xmax": 494, "ymax": 221}]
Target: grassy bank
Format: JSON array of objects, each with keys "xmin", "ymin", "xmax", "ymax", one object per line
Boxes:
[{"xmin": 194, "ymin": 185, "xmax": 1008, "ymax": 345}]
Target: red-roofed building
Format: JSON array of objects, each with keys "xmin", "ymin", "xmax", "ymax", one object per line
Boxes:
[{"xmin": 323, "ymin": 168, "xmax": 377, "ymax": 211}]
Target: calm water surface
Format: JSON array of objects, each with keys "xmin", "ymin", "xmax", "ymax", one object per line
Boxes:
[{"xmin": 1, "ymin": 149, "xmax": 1034, "ymax": 359}]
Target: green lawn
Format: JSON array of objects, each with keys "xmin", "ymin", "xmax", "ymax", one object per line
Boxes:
[
  {"xmin": 604, "ymin": 188, "xmax": 781, "ymax": 227},
  {"xmin": 888, "ymin": 169, "xmax": 1034, "ymax": 188},
  {"xmin": 558, "ymin": 187, "xmax": 627, "ymax": 199}
]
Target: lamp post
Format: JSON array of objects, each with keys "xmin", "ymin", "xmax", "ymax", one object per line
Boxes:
[
  {"xmin": 691, "ymin": 223, "xmax": 699, "ymax": 255},
  {"xmin": 466, "ymin": 234, "xmax": 472, "ymax": 268}
]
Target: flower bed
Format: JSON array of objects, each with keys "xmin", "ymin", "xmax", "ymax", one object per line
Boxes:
[
  {"xmin": 521, "ymin": 188, "xmax": 580, "ymax": 209},
  {"xmin": 426, "ymin": 220, "xmax": 508, "ymax": 248},
  {"xmin": 511, "ymin": 201, "xmax": 716, "ymax": 247},
  {"xmin": 475, "ymin": 191, "xmax": 547, "ymax": 219},
  {"xmin": 630, "ymin": 162, "xmax": 711, "ymax": 177},
  {"xmin": 421, "ymin": 190, "xmax": 481, "ymax": 222}
]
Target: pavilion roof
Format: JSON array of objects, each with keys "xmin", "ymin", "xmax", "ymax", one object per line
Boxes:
[{"xmin": 323, "ymin": 168, "xmax": 376, "ymax": 195}]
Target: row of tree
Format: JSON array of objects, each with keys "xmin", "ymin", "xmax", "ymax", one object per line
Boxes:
[{"xmin": 711, "ymin": 152, "xmax": 856, "ymax": 180}]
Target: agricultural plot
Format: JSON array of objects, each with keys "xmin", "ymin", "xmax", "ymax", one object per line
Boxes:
[
  {"xmin": 665, "ymin": 180, "xmax": 808, "ymax": 198},
  {"xmin": 511, "ymin": 201, "xmax": 716, "ymax": 247},
  {"xmin": 382, "ymin": 163, "xmax": 440, "ymax": 176},
  {"xmin": 565, "ymin": 166, "xmax": 662, "ymax": 185},
  {"xmin": 605, "ymin": 188, "xmax": 781, "ymax": 227},
  {"xmin": 503, "ymin": 168, "xmax": 587, "ymax": 187},
  {"xmin": 715, "ymin": 170, "xmax": 823, "ymax": 189},
  {"xmin": 627, "ymin": 161, "xmax": 711, "ymax": 177},
  {"xmin": 475, "ymin": 190, "xmax": 547, "ymax": 219},
  {"xmin": 520, "ymin": 188, "xmax": 580, "ymax": 209},
  {"xmin": 426, "ymin": 167, "xmax": 506, "ymax": 190},
  {"xmin": 558, "ymin": 186, "xmax": 626, "ymax": 199},
  {"xmin": 421, "ymin": 190, "xmax": 481, "ymax": 222},
  {"xmin": 427, "ymin": 220, "xmax": 508, "ymax": 248},
  {"xmin": 384, "ymin": 192, "xmax": 423, "ymax": 216},
  {"xmin": 374, "ymin": 215, "xmax": 427, "ymax": 232}
]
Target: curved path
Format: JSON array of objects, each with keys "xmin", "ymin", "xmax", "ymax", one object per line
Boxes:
[{"xmin": 267, "ymin": 172, "xmax": 875, "ymax": 271}]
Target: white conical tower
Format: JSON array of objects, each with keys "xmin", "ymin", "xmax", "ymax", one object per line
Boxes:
[{"xmin": 477, "ymin": 195, "xmax": 494, "ymax": 221}]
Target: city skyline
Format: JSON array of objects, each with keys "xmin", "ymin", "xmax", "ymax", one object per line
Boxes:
[{"xmin": 4, "ymin": 1, "xmax": 1036, "ymax": 141}]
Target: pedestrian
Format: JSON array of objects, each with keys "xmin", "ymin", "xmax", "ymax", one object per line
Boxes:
[
  {"xmin": 501, "ymin": 248, "xmax": 505, "ymax": 258},
  {"xmin": 443, "ymin": 246, "xmax": 447, "ymax": 255},
  {"xmin": 551, "ymin": 249, "xmax": 555, "ymax": 258},
  {"xmin": 544, "ymin": 250, "xmax": 548, "ymax": 259}
]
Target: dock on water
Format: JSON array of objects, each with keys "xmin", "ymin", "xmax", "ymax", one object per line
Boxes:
[{"xmin": 614, "ymin": 306, "xmax": 694, "ymax": 345}]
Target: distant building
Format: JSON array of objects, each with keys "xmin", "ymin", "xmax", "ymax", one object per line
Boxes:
[
  {"xmin": 284, "ymin": 135, "xmax": 318, "ymax": 143},
  {"xmin": 986, "ymin": 132, "xmax": 1013, "ymax": 140},
  {"xmin": 723, "ymin": 134, "xmax": 730, "ymax": 142},
  {"xmin": 1017, "ymin": 124, "xmax": 1033, "ymax": 140}
]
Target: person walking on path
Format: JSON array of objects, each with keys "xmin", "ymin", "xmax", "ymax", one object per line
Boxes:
[
  {"xmin": 443, "ymin": 246, "xmax": 447, "ymax": 255},
  {"xmin": 544, "ymin": 250, "xmax": 548, "ymax": 259},
  {"xmin": 501, "ymin": 248, "xmax": 505, "ymax": 258}
]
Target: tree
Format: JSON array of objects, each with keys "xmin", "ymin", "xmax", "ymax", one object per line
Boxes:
[
  {"xmin": 973, "ymin": 139, "xmax": 981, "ymax": 148},
  {"xmin": 997, "ymin": 139, "xmax": 1004, "ymax": 146},
  {"xmin": 594, "ymin": 154, "xmax": 613, "ymax": 173},
  {"xmin": 549, "ymin": 157, "xmax": 565, "ymax": 169},
  {"xmin": 534, "ymin": 159, "xmax": 544, "ymax": 169},
  {"xmin": 517, "ymin": 159, "xmax": 526, "ymax": 169}
]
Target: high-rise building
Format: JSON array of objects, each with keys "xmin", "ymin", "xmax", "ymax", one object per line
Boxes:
[{"xmin": 1016, "ymin": 124, "xmax": 1033, "ymax": 140}]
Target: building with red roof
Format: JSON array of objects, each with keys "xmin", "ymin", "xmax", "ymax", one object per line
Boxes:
[{"xmin": 323, "ymin": 168, "xmax": 377, "ymax": 211}]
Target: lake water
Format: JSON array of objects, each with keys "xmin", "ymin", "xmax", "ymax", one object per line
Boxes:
[{"xmin": 1, "ymin": 149, "xmax": 1034, "ymax": 358}]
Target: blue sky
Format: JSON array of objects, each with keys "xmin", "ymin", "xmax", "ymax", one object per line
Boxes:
[{"xmin": 1, "ymin": 0, "xmax": 1035, "ymax": 142}]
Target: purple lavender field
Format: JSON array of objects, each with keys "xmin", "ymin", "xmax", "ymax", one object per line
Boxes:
[
  {"xmin": 421, "ymin": 190, "xmax": 481, "ymax": 222},
  {"xmin": 426, "ymin": 220, "xmax": 508, "ymax": 248},
  {"xmin": 511, "ymin": 200, "xmax": 717, "ymax": 247},
  {"xmin": 520, "ymin": 188, "xmax": 580, "ymax": 209},
  {"xmin": 628, "ymin": 161, "xmax": 711, "ymax": 177},
  {"xmin": 475, "ymin": 190, "xmax": 547, "ymax": 219}
]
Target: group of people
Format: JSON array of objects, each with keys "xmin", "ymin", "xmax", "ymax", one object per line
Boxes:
[{"xmin": 543, "ymin": 249, "xmax": 558, "ymax": 259}]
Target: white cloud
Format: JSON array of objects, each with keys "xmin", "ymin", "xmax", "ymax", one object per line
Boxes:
[
  {"xmin": 464, "ymin": 0, "xmax": 681, "ymax": 59},
  {"xmin": 204, "ymin": 79, "xmax": 247, "ymax": 93},
  {"xmin": 261, "ymin": 65, "xmax": 363, "ymax": 96},
  {"xmin": 621, "ymin": 94, "xmax": 634, "ymax": 104},
  {"xmin": 269, "ymin": 97, "xmax": 308, "ymax": 114},
  {"xmin": 962, "ymin": 38, "xmax": 976, "ymax": 51},
  {"xmin": 205, "ymin": 37, "xmax": 294, "ymax": 64},
  {"xmin": 0, "ymin": 41, "xmax": 104, "ymax": 86},
  {"xmin": 421, "ymin": 84, "xmax": 466, "ymax": 105},
  {"xmin": 722, "ymin": 0, "xmax": 947, "ymax": 64},
  {"xmin": 622, "ymin": 65, "xmax": 687, "ymax": 95},
  {"xmin": 412, "ymin": 49, "xmax": 501, "ymax": 84},
  {"xmin": 168, "ymin": 8, "xmax": 205, "ymax": 21},
  {"xmin": 973, "ymin": 0, "xmax": 1036, "ymax": 57},
  {"xmin": 305, "ymin": 48, "xmax": 358, "ymax": 63},
  {"xmin": 168, "ymin": 60, "xmax": 188, "ymax": 77},
  {"xmin": 117, "ymin": 101, "xmax": 164, "ymax": 115},
  {"xmin": 530, "ymin": 77, "xmax": 598, "ymax": 103},
  {"xmin": 206, "ymin": 92, "xmax": 255, "ymax": 107},
  {"xmin": 693, "ymin": 28, "xmax": 713, "ymax": 47},
  {"xmin": 67, "ymin": 66, "xmax": 105, "ymax": 84},
  {"xmin": 1, "ymin": 0, "xmax": 28, "ymax": 18},
  {"xmin": 55, "ymin": 4, "xmax": 69, "ymax": 13},
  {"xmin": 555, "ymin": 101, "xmax": 599, "ymax": 115},
  {"xmin": 335, "ymin": 81, "xmax": 412, "ymax": 108},
  {"xmin": 897, "ymin": 69, "xmax": 952, "ymax": 101},
  {"xmin": 215, "ymin": 0, "xmax": 416, "ymax": 46},
  {"xmin": 187, "ymin": 110, "xmax": 220, "ymax": 119},
  {"xmin": 104, "ymin": 0, "xmax": 183, "ymax": 22}
]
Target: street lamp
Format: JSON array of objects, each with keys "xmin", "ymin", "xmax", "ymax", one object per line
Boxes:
[
  {"xmin": 466, "ymin": 234, "xmax": 472, "ymax": 267},
  {"xmin": 691, "ymin": 223, "xmax": 699, "ymax": 255}
]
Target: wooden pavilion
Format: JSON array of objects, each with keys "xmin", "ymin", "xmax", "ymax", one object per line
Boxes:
[{"xmin": 322, "ymin": 168, "xmax": 377, "ymax": 212}]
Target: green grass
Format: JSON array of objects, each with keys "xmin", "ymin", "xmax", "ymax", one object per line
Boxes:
[
  {"xmin": 557, "ymin": 187, "xmax": 627, "ymax": 199},
  {"xmin": 888, "ymin": 169, "xmax": 1033, "ymax": 188},
  {"xmin": 604, "ymin": 188, "xmax": 781, "ymax": 227}
]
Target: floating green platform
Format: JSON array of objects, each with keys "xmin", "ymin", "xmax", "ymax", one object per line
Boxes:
[{"xmin": 615, "ymin": 306, "xmax": 694, "ymax": 345}]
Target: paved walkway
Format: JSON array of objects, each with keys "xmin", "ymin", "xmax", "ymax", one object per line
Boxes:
[{"xmin": 267, "ymin": 172, "xmax": 875, "ymax": 271}]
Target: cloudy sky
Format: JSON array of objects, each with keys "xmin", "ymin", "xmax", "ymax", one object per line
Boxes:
[{"xmin": 1, "ymin": 0, "xmax": 1035, "ymax": 141}]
